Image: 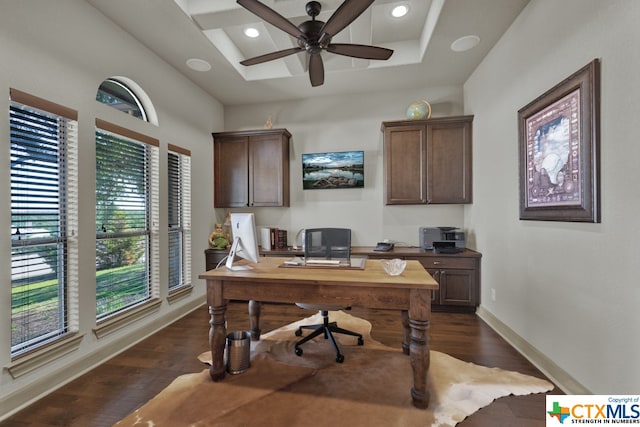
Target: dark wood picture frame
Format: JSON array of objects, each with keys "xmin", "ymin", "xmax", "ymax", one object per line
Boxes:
[{"xmin": 518, "ymin": 59, "xmax": 600, "ymax": 222}]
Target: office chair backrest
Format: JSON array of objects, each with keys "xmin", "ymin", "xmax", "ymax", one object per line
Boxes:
[{"xmin": 304, "ymin": 228, "xmax": 351, "ymax": 260}]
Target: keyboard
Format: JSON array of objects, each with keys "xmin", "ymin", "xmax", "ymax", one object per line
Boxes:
[{"xmin": 305, "ymin": 259, "xmax": 342, "ymax": 265}]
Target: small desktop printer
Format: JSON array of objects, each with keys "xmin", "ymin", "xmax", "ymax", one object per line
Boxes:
[{"xmin": 419, "ymin": 227, "xmax": 465, "ymax": 253}]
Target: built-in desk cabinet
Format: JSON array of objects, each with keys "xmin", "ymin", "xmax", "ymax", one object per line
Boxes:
[
  {"xmin": 257, "ymin": 246, "xmax": 481, "ymax": 312},
  {"xmin": 381, "ymin": 116, "xmax": 473, "ymax": 205},
  {"xmin": 404, "ymin": 255, "xmax": 479, "ymax": 309},
  {"xmin": 212, "ymin": 128, "xmax": 291, "ymax": 208},
  {"xmin": 204, "ymin": 249, "xmax": 228, "ymax": 270}
]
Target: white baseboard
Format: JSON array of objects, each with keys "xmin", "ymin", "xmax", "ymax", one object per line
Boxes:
[{"xmin": 476, "ymin": 305, "xmax": 591, "ymax": 395}]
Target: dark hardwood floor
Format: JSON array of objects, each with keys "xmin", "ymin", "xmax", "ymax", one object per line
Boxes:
[{"xmin": 0, "ymin": 302, "xmax": 561, "ymax": 426}]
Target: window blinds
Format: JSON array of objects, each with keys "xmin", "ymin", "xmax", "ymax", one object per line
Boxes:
[
  {"xmin": 10, "ymin": 96, "xmax": 78, "ymax": 356},
  {"xmin": 95, "ymin": 123, "xmax": 157, "ymax": 319},
  {"xmin": 168, "ymin": 145, "xmax": 191, "ymax": 291}
]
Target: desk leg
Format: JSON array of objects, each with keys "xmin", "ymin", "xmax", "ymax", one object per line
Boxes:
[
  {"xmin": 409, "ymin": 289, "xmax": 431, "ymax": 409},
  {"xmin": 248, "ymin": 300, "xmax": 261, "ymax": 341},
  {"xmin": 208, "ymin": 280, "xmax": 227, "ymax": 382},
  {"xmin": 401, "ymin": 310, "xmax": 410, "ymax": 355}
]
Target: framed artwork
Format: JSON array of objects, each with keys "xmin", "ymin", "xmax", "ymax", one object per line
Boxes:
[
  {"xmin": 518, "ymin": 59, "xmax": 600, "ymax": 222},
  {"xmin": 302, "ymin": 150, "xmax": 364, "ymax": 190}
]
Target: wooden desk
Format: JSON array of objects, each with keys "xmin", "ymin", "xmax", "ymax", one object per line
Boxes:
[{"xmin": 199, "ymin": 257, "xmax": 439, "ymax": 409}]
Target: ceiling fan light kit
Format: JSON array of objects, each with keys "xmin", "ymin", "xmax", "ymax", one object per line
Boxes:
[{"xmin": 236, "ymin": 0, "xmax": 394, "ymax": 87}]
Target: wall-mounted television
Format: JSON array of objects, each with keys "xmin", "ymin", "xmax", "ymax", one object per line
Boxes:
[{"xmin": 302, "ymin": 150, "xmax": 364, "ymax": 190}]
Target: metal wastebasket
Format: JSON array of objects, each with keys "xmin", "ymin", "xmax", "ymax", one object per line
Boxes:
[{"xmin": 226, "ymin": 331, "xmax": 251, "ymax": 374}]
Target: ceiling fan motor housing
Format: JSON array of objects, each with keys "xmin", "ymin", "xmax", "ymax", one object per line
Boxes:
[{"xmin": 298, "ymin": 19, "xmax": 327, "ymax": 53}]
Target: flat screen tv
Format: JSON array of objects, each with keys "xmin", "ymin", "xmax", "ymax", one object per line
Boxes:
[{"xmin": 302, "ymin": 150, "xmax": 364, "ymax": 190}]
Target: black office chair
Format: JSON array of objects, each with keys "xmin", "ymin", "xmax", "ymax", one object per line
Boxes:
[{"xmin": 294, "ymin": 228, "xmax": 364, "ymax": 363}]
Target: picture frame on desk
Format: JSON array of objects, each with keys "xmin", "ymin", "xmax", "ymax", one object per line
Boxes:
[{"xmin": 518, "ymin": 59, "xmax": 600, "ymax": 223}]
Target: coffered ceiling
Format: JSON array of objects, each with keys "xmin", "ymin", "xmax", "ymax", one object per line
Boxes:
[{"xmin": 88, "ymin": 0, "xmax": 530, "ymax": 105}]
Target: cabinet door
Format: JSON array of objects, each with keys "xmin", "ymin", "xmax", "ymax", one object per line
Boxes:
[
  {"xmin": 214, "ymin": 136, "xmax": 248, "ymax": 207},
  {"xmin": 249, "ymin": 134, "xmax": 289, "ymax": 207},
  {"xmin": 439, "ymin": 269, "xmax": 475, "ymax": 306},
  {"xmin": 426, "ymin": 119, "xmax": 472, "ymax": 203},
  {"xmin": 384, "ymin": 125, "xmax": 426, "ymax": 204}
]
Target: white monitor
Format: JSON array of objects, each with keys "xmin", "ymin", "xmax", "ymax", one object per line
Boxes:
[{"xmin": 226, "ymin": 213, "xmax": 260, "ymax": 271}]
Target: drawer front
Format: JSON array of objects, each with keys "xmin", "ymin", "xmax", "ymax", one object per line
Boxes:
[
  {"xmin": 366, "ymin": 253, "xmax": 399, "ymax": 260},
  {"xmin": 406, "ymin": 256, "xmax": 475, "ymax": 270}
]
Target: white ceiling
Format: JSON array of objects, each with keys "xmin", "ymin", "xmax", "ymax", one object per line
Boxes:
[{"xmin": 87, "ymin": 0, "xmax": 530, "ymax": 106}]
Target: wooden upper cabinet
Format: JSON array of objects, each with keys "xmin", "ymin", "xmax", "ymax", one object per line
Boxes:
[
  {"xmin": 382, "ymin": 116, "xmax": 473, "ymax": 205},
  {"xmin": 213, "ymin": 134, "xmax": 249, "ymax": 208},
  {"xmin": 248, "ymin": 132, "xmax": 290, "ymax": 206},
  {"xmin": 383, "ymin": 125, "xmax": 427, "ymax": 204},
  {"xmin": 213, "ymin": 128, "xmax": 291, "ymax": 208}
]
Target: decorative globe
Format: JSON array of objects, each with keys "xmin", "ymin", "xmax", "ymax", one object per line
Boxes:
[{"xmin": 405, "ymin": 100, "xmax": 432, "ymax": 120}]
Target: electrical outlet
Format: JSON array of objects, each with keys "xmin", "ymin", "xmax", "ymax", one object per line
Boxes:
[{"xmin": 490, "ymin": 288, "xmax": 496, "ymax": 302}]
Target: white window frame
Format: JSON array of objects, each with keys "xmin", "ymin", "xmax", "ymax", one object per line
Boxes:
[
  {"xmin": 94, "ymin": 119, "xmax": 159, "ymax": 326},
  {"xmin": 8, "ymin": 89, "xmax": 79, "ymax": 359},
  {"xmin": 167, "ymin": 144, "xmax": 192, "ymax": 296}
]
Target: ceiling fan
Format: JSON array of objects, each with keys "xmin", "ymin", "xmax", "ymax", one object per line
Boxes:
[{"xmin": 237, "ymin": 0, "xmax": 394, "ymax": 87}]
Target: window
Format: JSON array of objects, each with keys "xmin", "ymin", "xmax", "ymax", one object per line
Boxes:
[
  {"xmin": 167, "ymin": 145, "xmax": 191, "ymax": 292},
  {"xmin": 96, "ymin": 78, "xmax": 147, "ymax": 121},
  {"xmin": 9, "ymin": 89, "xmax": 78, "ymax": 357},
  {"xmin": 95, "ymin": 77, "xmax": 159, "ymax": 126},
  {"xmin": 95, "ymin": 119, "xmax": 159, "ymax": 320}
]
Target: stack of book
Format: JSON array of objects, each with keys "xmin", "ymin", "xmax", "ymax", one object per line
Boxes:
[{"xmin": 260, "ymin": 227, "xmax": 287, "ymax": 250}]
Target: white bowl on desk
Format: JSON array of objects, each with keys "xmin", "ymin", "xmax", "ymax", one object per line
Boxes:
[{"xmin": 380, "ymin": 258, "xmax": 406, "ymax": 276}]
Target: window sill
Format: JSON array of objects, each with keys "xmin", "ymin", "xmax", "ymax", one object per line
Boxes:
[
  {"xmin": 93, "ymin": 298, "xmax": 162, "ymax": 339},
  {"xmin": 167, "ymin": 284, "xmax": 193, "ymax": 304},
  {"xmin": 6, "ymin": 333, "xmax": 84, "ymax": 379}
]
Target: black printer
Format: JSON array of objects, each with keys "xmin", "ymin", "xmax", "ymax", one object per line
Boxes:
[{"xmin": 419, "ymin": 227, "xmax": 465, "ymax": 253}]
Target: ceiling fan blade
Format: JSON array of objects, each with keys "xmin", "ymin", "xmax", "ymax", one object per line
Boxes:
[
  {"xmin": 240, "ymin": 47, "xmax": 304, "ymax": 66},
  {"xmin": 237, "ymin": 0, "xmax": 306, "ymax": 40},
  {"xmin": 318, "ymin": 0, "xmax": 374, "ymax": 44},
  {"xmin": 308, "ymin": 53, "xmax": 325, "ymax": 87},
  {"xmin": 327, "ymin": 43, "xmax": 393, "ymax": 60}
]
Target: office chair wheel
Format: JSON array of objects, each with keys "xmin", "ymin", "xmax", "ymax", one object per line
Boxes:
[
  {"xmin": 336, "ymin": 354, "xmax": 344, "ymax": 363},
  {"xmin": 295, "ymin": 347, "xmax": 303, "ymax": 356},
  {"xmin": 357, "ymin": 337, "xmax": 364, "ymax": 346},
  {"xmin": 295, "ymin": 329, "xmax": 302, "ymax": 337}
]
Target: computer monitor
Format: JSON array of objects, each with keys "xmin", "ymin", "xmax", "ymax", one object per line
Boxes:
[
  {"xmin": 226, "ymin": 213, "xmax": 260, "ymax": 271},
  {"xmin": 303, "ymin": 228, "xmax": 352, "ymax": 266}
]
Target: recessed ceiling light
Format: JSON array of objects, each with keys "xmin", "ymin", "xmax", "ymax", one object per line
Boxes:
[
  {"xmin": 244, "ymin": 27, "xmax": 260, "ymax": 38},
  {"xmin": 186, "ymin": 58, "xmax": 211, "ymax": 72},
  {"xmin": 450, "ymin": 35, "xmax": 480, "ymax": 52},
  {"xmin": 391, "ymin": 5, "xmax": 409, "ymax": 18}
]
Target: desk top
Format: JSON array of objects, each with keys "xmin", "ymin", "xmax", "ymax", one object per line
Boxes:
[{"xmin": 199, "ymin": 256, "xmax": 438, "ymax": 291}]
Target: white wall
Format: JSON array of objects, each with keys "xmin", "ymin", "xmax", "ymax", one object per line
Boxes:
[
  {"xmin": 465, "ymin": 0, "xmax": 640, "ymax": 393},
  {"xmin": 0, "ymin": 0, "xmax": 222, "ymax": 417},
  {"xmin": 223, "ymin": 86, "xmax": 467, "ymax": 247}
]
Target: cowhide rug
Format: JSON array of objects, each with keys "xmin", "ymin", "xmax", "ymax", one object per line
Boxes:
[{"xmin": 115, "ymin": 311, "xmax": 553, "ymax": 427}]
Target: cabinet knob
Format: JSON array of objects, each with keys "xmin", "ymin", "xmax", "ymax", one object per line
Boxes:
[{"xmin": 433, "ymin": 261, "xmax": 441, "ymax": 265}]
